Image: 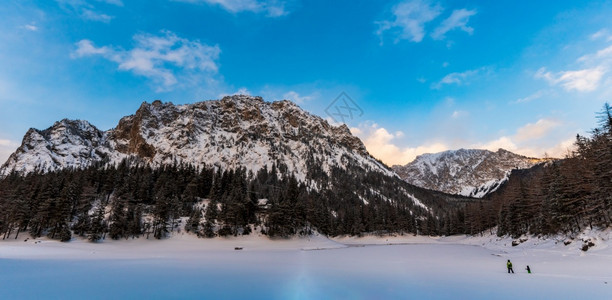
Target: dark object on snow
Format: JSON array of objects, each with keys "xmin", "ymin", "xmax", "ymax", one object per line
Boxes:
[
  {"xmin": 581, "ymin": 240, "xmax": 596, "ymax": 251},
  {"xmin": 526, "ymin": 265, "xmax": 531, "ymax": 274},
  {"xmin": 507, "ymin": 260, "xmax": 514, "ymax": 273},
  {"xmin": 234, "ymin": 247, "xmax": 243, "ymax": 250}
]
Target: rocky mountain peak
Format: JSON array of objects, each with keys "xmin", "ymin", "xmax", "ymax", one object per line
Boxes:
[
  {"xmin": 393, "ymin": 148, "xmax": 549, "ymax": 198},
  {"xmin": 1, "ymin": 96, "xmax": 390, "ymax": 180}
]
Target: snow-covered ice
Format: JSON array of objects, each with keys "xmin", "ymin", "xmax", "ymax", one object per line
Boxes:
[{"xmin": 1, "ymin": 232, "xmax": 610, "ymax": 299}]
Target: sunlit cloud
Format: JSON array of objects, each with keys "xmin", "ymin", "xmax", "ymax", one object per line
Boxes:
[
  {"xmin": 351, "ymin": 122, "xmax": 450, "ymax": 165},
  {"xmin": 514, "ymin": 119, "xmax": 561, "ymax": 142},
  {"xmin": 352, "ymin": 117, "xmax": 573, "ymax": 166}
]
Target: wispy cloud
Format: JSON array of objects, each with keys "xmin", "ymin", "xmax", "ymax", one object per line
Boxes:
[
  {"xmin": 176, "ymin": 0, "xmax": 290, "ymax": 17},
  {"xmin": 536, "ymin": 67, "xmax": 605, "ymax": 92},
  {"xmin": 512, "ymin": 89, "xmax": 548, "ymax": 104},
  {"xmin": 376, "ymin": 0, "xmax": 477, "ymax": 44},
  {"xmin": 590, "ymin": 29, "xmax": 612, "ymax": 41},
  {"xmin": 22, "ymin": 23, "xmax": 39, "ymax": 31},
  {"xmin": 72, "ymin": 30, "xmax": 221, "ymax": 91},
  {"xmin": 431, "ymin": 8, "xmax": 477, "ymax": 40},
  {"xmin": 81, "ymin": 8, "xmax": 113, "ymax": 22},
  {"xmin": 536, "ymin": 41, "xmax": 612, "ymax": 93},
  {"xmin": 376, "ymin": 0, "xmax": 442, "ymax": 44},
  {"xmin": 451, "ymin": 110, "xmax": 468, "ymax": 119},
  {"xmin": 56, "ymin": 0, "xmax": 118, "ymax": 22},
  {"xmin": 432, "ymin": 67, "xmax": 489, "ymax": 89}
]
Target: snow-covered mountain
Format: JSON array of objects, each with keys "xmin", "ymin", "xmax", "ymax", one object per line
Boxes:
[
  {"xmin": 392, "ymin": 149, "xmax": 548, "ymax": 198},
  {"xmin": 1, "ymin": 95, "xmax": 393, "ymax": 182}
]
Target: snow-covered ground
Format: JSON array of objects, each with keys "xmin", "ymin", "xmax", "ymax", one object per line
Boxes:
[{"xmin": 1, "ymin": 231, "xmax": 610, "ymax": 299}]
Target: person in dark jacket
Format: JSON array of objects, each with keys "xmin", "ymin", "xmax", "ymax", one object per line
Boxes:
[
  {"xmin": 507, "ymin": 260, "xmax": 514, "ymax": 273},
  {"xmin": 526, "ymin": 265, "xmax": 531, "ymax": 274}
]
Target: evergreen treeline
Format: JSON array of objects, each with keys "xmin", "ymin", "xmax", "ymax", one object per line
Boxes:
[
  {"xmin": 0, "ymin": 153, "xmax": 460, "ymax": 241},
  {"xmin": 455, "ymin": 104, "xmax": 612, "ymax": 237}
]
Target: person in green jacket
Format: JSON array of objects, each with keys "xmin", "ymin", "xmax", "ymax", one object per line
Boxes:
[{"xmin": 507, "ymin": 260, "xmax": 514, "ymax": 273}]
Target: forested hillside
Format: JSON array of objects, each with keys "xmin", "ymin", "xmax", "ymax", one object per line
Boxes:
[
  {"xmin": 455, "ymin": 104, "xmax": 612, "ymax": 237},
  {"xmin": 0, "ymin": 156, "xmax": 467, "ymax": 241}
]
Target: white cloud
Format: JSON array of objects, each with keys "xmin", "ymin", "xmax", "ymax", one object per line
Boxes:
[
  {"xmin": 73, "ymin": 31, "xmax": 221, "ymax": 91},
  {"xmin": 0, "ymin": 139, "xmax": 19, "ymax": 165},
  {"xmin": 376, "ymin": 1, "xmax": 478, "ymax": 44},
  {"xmin": 431, "ymin": 8, "xmax": 477, "ymax": 40},
  {"xmin": 536, "ymin": 67, "xmax": 605, "ymax": 92},
  {"xmin": 432, "ymin": 67, "xmax": 488, "ymax": 89},
  {"xmin": 72, "ymin": 39, "xmax": 112, "ymax": 57},
  {"xmin": 176, "ymin": 0, "xmax": 289, "ymax": 17},
  {"xmin": 282, "ymin": 91, "xmax": 312, "ymax": 104},
  {"xmin": 513, "ymin": 89, "xmax": 547, "ymax": 104},
  {"xmin": 451, "ymin": 110, "xmax": 468, "ymax": 119},
  {"xmin": 536, "ymin": 42, "xmax": 612, "ymax": 93},
  {"xmin": 56, "ymin": 0, "xmax": 117, "ymax": 22},
  {"xmin": 590, "ymin": 29, "xmax": 612, "ymax": 41},
  {"xmin": 23, "ymin": 24, "xmax": 39, "ymax": 31},
  {"xmin": 81, "ymin": 8, "xmax": 113, "ymax": 22},
  {"xmin": 376, "ymin": 0, "xmax": 442, "ymax": 44}
]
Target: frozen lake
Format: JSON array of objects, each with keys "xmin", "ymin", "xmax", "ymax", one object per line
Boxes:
[{"xmin": 1, "ymin": 237, "xmax": 611, "ymax": 299}]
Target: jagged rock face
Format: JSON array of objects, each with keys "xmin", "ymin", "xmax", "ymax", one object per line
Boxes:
[
  {"xmin": 0, "ymin": 95, "xmax": 391, "ymax": 181},
  {"xmin": 392, "ymin": 148, "xmax": 547, "ymax": 198},
  {"xmin": 0, "ymin": 119, "xmax": 110, "ymax": 175}
]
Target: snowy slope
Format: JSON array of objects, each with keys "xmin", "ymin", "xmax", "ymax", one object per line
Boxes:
[
  {"xmin": 1, "ymin": 231, "xmax": 610, "ymax": 300},
  {"xmin": 1, "ymin": 96, "xmax": 393, "ymax": 181},
  {"xmin": 393, "ymin": 148, "xmax": 548, "ymax": 197},
  {"xmin": 0, "ymin": 119, "xmax": 111, "ymax": 175}
]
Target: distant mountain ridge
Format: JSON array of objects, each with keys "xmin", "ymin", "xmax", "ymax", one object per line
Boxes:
[
  {"xmin": 393, "ymin": 148, "xmax": 549, "ymax": 198},
  {"xmin": 1, "ymin": 95, "xmax": 392, "ymax": 182},
  {"xmin": 0, "ymin": 95, "xmax": 475, "ymax": 240}
]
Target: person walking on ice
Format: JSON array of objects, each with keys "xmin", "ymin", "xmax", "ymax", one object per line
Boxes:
[
  {"xmin": 526, "ymin": 265, "xmax": 531, "ymax": 274},
  {"xmin": 507, "ymin": 260, "xmax": 514, "ymax": 273}
]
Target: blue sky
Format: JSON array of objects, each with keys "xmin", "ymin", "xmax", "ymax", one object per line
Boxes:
[{"xmin": 2, "ymin": 0, "xmax": 612, "ymax": 165}]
